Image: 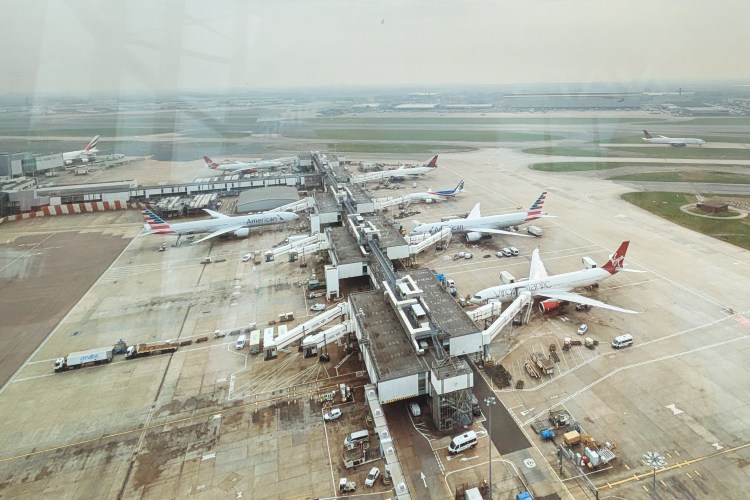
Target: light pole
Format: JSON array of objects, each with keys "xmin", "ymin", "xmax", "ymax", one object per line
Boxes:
[
  {"xmin": 643, "ymin": 451, "xmax": 667, "ymax": 494},
  {"xmin": 484, "ymin": 396, "xmax": 497, "ymax": 499}
]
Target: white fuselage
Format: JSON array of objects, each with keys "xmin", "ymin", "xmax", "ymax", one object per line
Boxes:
[
  {"xmin": 216, "ymin": 157, "xmax": 298, "ymax": 172},
  {"xmin": 472, "ymin": 268, "xmax": 611, "ymax": 304},
  {"xmin": 643, "ymin": 136, "xmax": 705, "ymax": 147},
  {"xmin": 63, "ymin": 148, "xmax": 97, "ymax": 161},
  {"xmin": 411, "ymin": 211, "xmax": 529, "ymax": 236},
  {"xmin": 150, "ymin": 212, "xmax": 298, "ymax": 235}
]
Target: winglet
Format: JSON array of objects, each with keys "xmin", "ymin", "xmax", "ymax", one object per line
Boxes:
[
  {"xmin": 424, "ymin": 155, "xmax": 438, "ymax": 169},
  {"xmin": 642, "ymin": 130, "xmax": 653, "ymax": 139},
  {"xmin": 85, "ymin": 135, "xmax": 100, "ymax": 151},
  {"xmin": 602, "ymin": 241, "xmax": 630, "ymax": 275},
  {"xmin": 203, "ymin": 156, "xmax": 220, "ymax": 169}
]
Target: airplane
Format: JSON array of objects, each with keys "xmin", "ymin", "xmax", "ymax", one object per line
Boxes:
[
  {"xmin": 642, "ymin": 130, "xmax": 705, "ymax": 147},
  {"xmin": 202, "ymin": 155, "xmax": 299, "ymax": 173},
  {"xmin": 141, "ymin": 208, "xmax": 299, "ymax": 244},
  {"xmin": 63, "ymin": 135, "xmax": 100, "ymax": 165},
  {"xmin": 410, "ymin": 192, "xmax": 550, "ymax": 242},
  {"xmin": 403, "ymin": 180, "xmax": 465, "ymax": 204},
  {"xmin": 470, "ymin": 241, "xmax": 643, "ymax": 314},
  {"xmin": 352, "ymin": 155, "xmax": 439, "ymax": 183}
]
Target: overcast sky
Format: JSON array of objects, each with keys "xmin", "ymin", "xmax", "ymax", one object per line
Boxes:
[{"xmin": 2, "ymin": 0, "xmax": 748, "ymax": 95}]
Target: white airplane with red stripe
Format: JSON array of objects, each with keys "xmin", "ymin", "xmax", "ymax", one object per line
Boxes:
[
  {"xmin": 470, "ymin": 241, "xmax": 643, "ymax": 314},
  {"xmin": 203, "ymin": 155, "xmax": 298, "ymax": 173},
  {"xmin": 410, "ymin": 192, "xmax": 550, "ymax": 242},
  {"xmin": 642, "ymin": 130, "xmax": 705, "ymax": 147},
  {"xmin": 63, "ymin": 135, "xmax": 99, "ymax": 165}
]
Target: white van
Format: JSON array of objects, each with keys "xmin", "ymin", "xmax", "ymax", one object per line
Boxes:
[
  {"xmin": 344, "ymin": 429, "xmax": 369, "ymax": 449},
  {"xmin": 448, "ymin": 430, "xmax": 478, "ymax": 454},
  {"xmin": 235, "ymin": 334, "xmax": 247, "ymax": 350},
  {"xmin": 611, "ymin": 334, "xmax": 633, "ymax": 349}
]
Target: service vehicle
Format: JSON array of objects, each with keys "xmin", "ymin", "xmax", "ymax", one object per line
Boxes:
[
  {"xmin": 324, "ymin": 408, "xmax": 342, "ymax": 421},
  {"xmin": 242, "ymin": 253, "xmax": 252, "ymax": 262},
  {"xmin": 408, "ymin": 402, "xmax": 421, "ymax": 417},
  {"xmin": 500, "ymin": 247, "xmax": 513, "ymax": 257},
  {"xmin": 344, "ymin": 430, "xmax": 369, "ymax": 449},
  {"xmin": 54, "ymin": 347, "xmax": 113, "ymax": 372},
  {"xmin": 527, "ymin": 225, "xmax": 543, "ymax": 237},
  {"xmin": 125, "ymin": 341, "xmax": 179, "ymax": 359},
  {"xmin": 611, "ymin": 333, "xmax": 634, "ymax": 349},
  {"xmin": 509, "ymin": 246, "xmax": 519, "ymax": 256},
  {"xmin": 338, "ymin": 478, "xmax": 356, "ymax": 493},
  {"xmin": 311, "ymin": 303, "xmax": 326, "ymax": 311},
  {"xmin": 448, "ymin": 430, "xmax": 478, "ymax": 454},
  {"xmin": 235, "ymin": 334, "xmax": 247, "ymax": 350},
  {"xmin": 364, "ymin": 467, "xmax": 381, "ymax": 487},
  {"xmin": 577, "ymin": 324, "xmax": 588, "ymax": 335}
]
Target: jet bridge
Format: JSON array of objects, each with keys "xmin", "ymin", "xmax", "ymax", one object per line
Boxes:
[
  {"xmin": 266, "ymin": 196, "xmax": 315, "ymax": 213},
  {"xmin": 481, "ymin": 292, "xmax": 533, "ymax": 344},
  {"xmin": 467, "ymin": 301, "xmax": 503, "ymax": 322},
  {"xmin": 373, "ymin": 195, "xmax": 411, "ymax": 211},
  {"xmin": 269, "ymin": 302, "xmax": 350, "ymax": 356},
  {"xmin": 407, "ymin": 227, "xmax": 452, "ymax": 255},
  {"xmin": 265, "ymin": 232, "xmax": 330, "ymax": 261},
  {"xmin": 300, "ymin": 322, "xmax": 352, "ymax": 357}
]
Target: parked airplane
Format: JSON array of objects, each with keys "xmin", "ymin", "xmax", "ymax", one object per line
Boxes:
[
  {"xmin": 642, "ymin": 130, "xmax": 705, "ymax": 147},
  {"xmin": 63, "ymin": 135, "xmax": 100, "ymax": 165},
  {"xmin": 470, "ymin": 241, "xmax": 643, "ymax": 314},
  {"xmin": 404, "ymin": 180, "xmax": 465, "ymax": 204},
  {"xmin": 410, "ymin": 192, "xmax": 549, "ymax": 242},
  {"xmin": 203, "ymin": 155, "xmax": 299, "ymax": 173},
  {"xmin": 352, "ymin": 155, "xmax": 439, "ymax": 184},
  {"xmin": 142, "ymin": 208, "xmax": 299, "ymax": 244}
]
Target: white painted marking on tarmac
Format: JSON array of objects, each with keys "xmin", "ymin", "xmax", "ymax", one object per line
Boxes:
[
  {"xmin": 665, "ymin": 403, "xmax": 684, "ymax": 415},
  {"xmin": 213, "ymin": 414, "xmax": 222, "ymax": 419},
  {"xmin": 523, "ymin": 458, "xmax": 536, "ymax": 468},
  {"xmin": 460, "ymin": 456, "xmax": 478, "ymax": 462},
  {"xmin": 202, "ymin": 453, "xmax": 215, "ymax": 461},
  {"xmin": 712, "ymin": 443, "xmax": 724, "ymax": 451},
  {"xmin": 420, "ymin": 471, "xmax": 427, "ymax": 487},
  {"xmin": 216, "ymin": 378, "xmax": 227, "ymax": 383}
]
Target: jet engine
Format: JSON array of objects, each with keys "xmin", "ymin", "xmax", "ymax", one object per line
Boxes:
[
  {"xmin": 64, "ymin": 159, "xmax": 73, "ymax": 166},
  {"xmin": 465, "ymin": 232, "xmax": 483, "ymax": 243},
  {"xmin": 234, "ymin": 227, "xmax": 250, "ymax": 238},
  {"xmin": 538, "ymin": 299, "xmax": 560, "ymax": 314},
  {"xmin": 80, "ymin": 158, "xmax": 89, "ymax": 163}
]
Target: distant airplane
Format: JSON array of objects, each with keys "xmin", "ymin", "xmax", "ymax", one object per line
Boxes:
[
  {"xmin": 352, "ymin": 155, "xmax": 439, "ymax": 183},
  {"xmin": 470, "ymin": 241, "xmax": 643, "ymax": 314},
  {"xmin": 642, "ymin": 130, "xmax": 705, "ymax": 147},
  {"xmin": 404, "ymin": 180, "xmax": 465, "ymax": 204},
  {"xmin": 410, "ymin": 192, "xmax": 550, "ymax": 242},
  {"xmin": 63, "ymin": 135, "xmax": 99, "ymax": 165},
  {"xmin": 142, "ymin": 208, "xmax": 299, "ymax": 244},
  {"xmin": 202, "ymin": 155, "xmax": 299, "ymax": 173}
]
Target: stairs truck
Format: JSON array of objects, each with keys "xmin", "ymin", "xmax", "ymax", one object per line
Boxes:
[
  {"xmin": 125, "ymin": 341, "xmax": 179, "ymax": 359},
  {"xmin": 54, "ymin": 347, "xmax": 113, "ymax": 372}
]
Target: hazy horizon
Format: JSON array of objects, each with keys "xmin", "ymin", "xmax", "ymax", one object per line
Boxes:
[{"xmin": 2, "ymin": 1, "xmax": 749, "ymax": 96}]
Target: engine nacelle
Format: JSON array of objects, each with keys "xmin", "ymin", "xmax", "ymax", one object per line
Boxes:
[
  {"xmin": 64, "ymin": 159, "xmax": 73, "ymax": 165},
  {"xmin": 465, "ymin": 232, "xmax": 482, "ymax": 243},
  {"xmin": 234, "ymin": 227, "xmax": 250, "ymax": 238},
  {"xmin": 539, "ymin": 300, "xmax": 560, "ymax": 314},
  {"xmin": 424, "ymin": 198, "xmax": 433, "ymax": 204},
  {"xmin": 80, "ymin": 158, "xmax": 89, "ymax": 164}
]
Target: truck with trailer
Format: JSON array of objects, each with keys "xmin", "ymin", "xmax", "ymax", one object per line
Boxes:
[
  {"xmin": 125, "ymin": 341, "xmax": 179, "ymax": 359},
  {"xmin": 54, "ymin": 347, "xmax": 113, "ymax": 372}
]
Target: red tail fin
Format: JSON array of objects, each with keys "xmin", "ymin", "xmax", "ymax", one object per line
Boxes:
[
  {"xmin": 203, "ymin": 156, "xmax": 220, "ymax": 169},
  {"xmin": 85, "ymin": 135, "xmax": 100, "ymax": 151},
  {"xmin": 424, "ymin": 155, "xmax": 438, "ymax": 168},
  {"xmin": 602, "ymin": 241, "xmax": 630, "ymax": 275}
]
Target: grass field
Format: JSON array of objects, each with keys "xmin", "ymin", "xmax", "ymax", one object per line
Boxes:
[
  {"xmin": 621, "ymin": 192, "xmax": 750, "ymax": 250},
  {"xmin": 610, "ymin": 171, "xmax": 750, "ymax": 184},
  {"xmin": 670, "ymin": 118, "xmax": 750, "ymax": 126},
  {"xmin": 531, "ymin": 161, "xmax": 629, "ymax": 171},
  {"xmin": 304, "ymin": 129, "xmax": 561, "ymax": 142},
  {"xmin": 323, "ymin": 143, "xmax": 473, "ymax": 154},
  {"xmin": 606, "ymin": 135, "xmax": 750, "ymax": 145},
  {"xmin": 303, "ymin": 117, "xmax": 664, "ymax": 125},
  {"xmin": 531, "ymin": 162, "xmax": 746, "ymax": 173},
  {"xmin": 525, "ymin": 145, "xmax": 750, "ymax": 161}
]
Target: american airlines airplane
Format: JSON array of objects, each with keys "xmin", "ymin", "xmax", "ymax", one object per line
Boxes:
[
  {"xmin": 142, "ymin": 208, "xmax": 299, "ymax": 244},
  {"xmin": 410, "ymin": 192, "xmax": 549, "ymax": 242},
  {"xmin": 470, "ymin": 241, "xmax": 643, "ymax": 314},
  {"xmin": 63, "ymin": 135, "xmax": 100, "ymax": 165},
  {"xmin": 403, "ymin": 180, "xmax": 465, "ymax": 204},
  {"xmin": 642, "ymin": 130, "xmax": 705, "ymax": 147},
  {"xmin": 203, "ymin": 155, "xmax": 299, "ymax": 173}
]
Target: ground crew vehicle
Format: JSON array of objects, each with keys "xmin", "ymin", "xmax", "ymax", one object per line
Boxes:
[
  {"xmin": 54, "ymin": 347, "xmax": 113, "ymax": 372},
  {"xmin": 448, "ymin": 430, "xmax": 478, "ymax": 454},
  {"xmin": 338, "ymin": 478, "xmax": 356, "ymax": 492},
  {"xmin": 611, "ymin": 333, "xmax": 634, "ymax": 349},
  {"xmin": 364, "ymin": 467, "xmax": 380, "ymax": 487},
  {"xmin": 125, "ymin": 341, "xmax": 179, "ymax": 359}
]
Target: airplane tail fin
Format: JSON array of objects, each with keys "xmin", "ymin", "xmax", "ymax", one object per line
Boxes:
[
  {"xmin": 601, "ymin": 241, "xmax": 630, "ymax": 275},
  {"xmin": 424, "ymin": 155, "xmax": 438, "ymax": 169},
  {"xmin": 203, "ymin": 156, "xmax": 220, "ymax": 169},
  {"xmin": 454, "ymin": 180, "xmax": 464, "ymax": 194},
  {"xmin": 642, "ymin": 130, "xmax": 653, "ymax": 139},
  {"xmin": 85, "ymin": 135, "xmax": 100, "ymax": 152},
  {"xmin": 142, "ymin": 209, "xmax": 172, "ymax": 233},
  {"xmin": 524, "ymin": 192, "xmax": 547, "ymax": 221}
]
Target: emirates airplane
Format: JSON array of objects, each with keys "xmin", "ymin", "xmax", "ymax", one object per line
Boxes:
[
  {"xmin": 642, "ymin": 130, "xmax": 705, "ymax": 147},
  {"xmin": 203, "ymin": 155, "xmax": 299, "ymax": 173},
  {"xmin": 470, "ymin": 241, "xmax": 643, "ymax": 314},
  {"xmin": 63, "ymin": 135, "xmax": 100, "ymax": 165}
]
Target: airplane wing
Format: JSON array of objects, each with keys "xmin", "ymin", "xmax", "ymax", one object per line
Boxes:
[
  {"xmin": 464, "ymin": 227, "xmax": 533, "ymax": 237},
  {"xmin": 539, "ymin": 290, "xmax": 639, "ymax": 314},
  {"xmin": 528, "ymin": 249, "xmax": 548, "ymax": 280},
  {"xmin": 191, "ymin": 225, "xmax": 245, "ymax": 244},
  {"xmin": 203, "ymin": 209, "xmax": 230, "ymax": 219}
]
